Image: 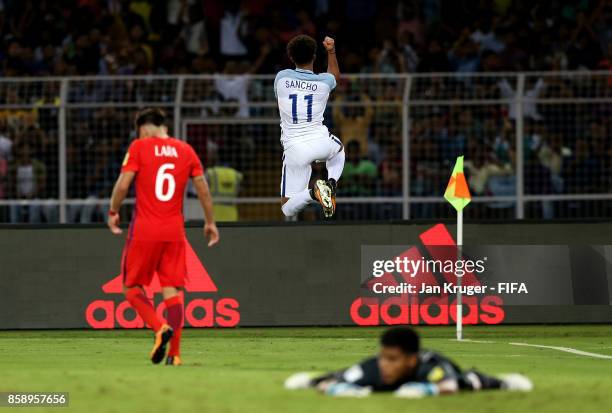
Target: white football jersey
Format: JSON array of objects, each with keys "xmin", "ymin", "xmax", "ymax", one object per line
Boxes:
[{"xmin": 274, "ymin": 68, "xmax": 337, "ymax": 146}]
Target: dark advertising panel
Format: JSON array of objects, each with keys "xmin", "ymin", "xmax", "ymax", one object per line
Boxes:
[{"xmin": 1, "ymin": 222, "xmax": 611, "ymax": 329}]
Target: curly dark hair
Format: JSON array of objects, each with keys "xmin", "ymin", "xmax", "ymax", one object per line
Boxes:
[{"xmin": 286, "ymin": 35, "xmax": 317, "ymax": 65}]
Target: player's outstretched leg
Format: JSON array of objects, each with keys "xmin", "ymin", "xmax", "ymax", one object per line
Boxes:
[
  {"xmin": 463, "ymin": 370, "xmax": 533, "ymax": 392},
  {"xmin": 281, "ymin": 189, "xmax": 315, "ymax": 217},
  {"xmin": 499, "ymin": 374, "xmax": 533, "ymax": 391},
  {"xmin": 280, "ymin": 161, "xmax": 317, "ymax": 218}
]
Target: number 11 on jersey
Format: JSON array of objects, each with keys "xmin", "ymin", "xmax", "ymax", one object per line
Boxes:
[{"xmin": 289, "ymin": 94, "xmax": 313, "ymax": 124}]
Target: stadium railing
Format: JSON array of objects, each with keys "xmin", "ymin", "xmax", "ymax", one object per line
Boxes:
[{"xmin": 0, "ymin": 72, "xmax": 610, "ymax": 223}]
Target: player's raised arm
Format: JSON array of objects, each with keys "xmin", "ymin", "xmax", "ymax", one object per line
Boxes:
[
  {"xmin": 108, "ymin": 171, "xmax": 135, "ymax": 235},
  {"xmin": 192, "ymin": 174, "xmax": 219, "ymax": 247},
  {"xmin": 323, "ymin": 36, "xmax": 340, "ymax": 82}
]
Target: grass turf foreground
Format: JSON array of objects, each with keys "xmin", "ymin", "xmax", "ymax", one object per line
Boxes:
[{"xmin": 1, "ymin": 325, "xmax": 611, "ymax": 413}]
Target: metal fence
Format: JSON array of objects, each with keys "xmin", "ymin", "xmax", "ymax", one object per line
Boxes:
[{"xmin": 0, "ymin": 72, "xmax": 610, "ymax": 223}]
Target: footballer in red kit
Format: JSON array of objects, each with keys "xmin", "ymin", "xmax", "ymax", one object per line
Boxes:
[{"xmin": 107, "ymin": 108, "xmax": 219, "ymax": 366}]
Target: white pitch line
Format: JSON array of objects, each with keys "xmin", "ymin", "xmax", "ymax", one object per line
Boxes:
[
  {"xmin": 453, "ymin": 339, "xmax": 612, "ymax": 359},
  {"xmin": 507, "ymin": 342, "xmax": 612, "ymax": 360}
]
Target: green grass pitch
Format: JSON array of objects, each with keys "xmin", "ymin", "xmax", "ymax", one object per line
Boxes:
[{"xmin": 1, "ymin": 325, "xmax": 611, "ymax": 413}]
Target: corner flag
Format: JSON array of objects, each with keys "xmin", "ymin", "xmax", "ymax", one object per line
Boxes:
[
  {"xmin": 444, "ymin": 156, "xmax": 471, "ymax": 211},
  {"xmin": 444, "ymin": 155, "xmax": 471, "ymax": 341}
]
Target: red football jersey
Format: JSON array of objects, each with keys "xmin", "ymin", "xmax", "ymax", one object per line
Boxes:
[{"xmin": 121, "ymin": 136, "xmax": 204, "ymax": 241}]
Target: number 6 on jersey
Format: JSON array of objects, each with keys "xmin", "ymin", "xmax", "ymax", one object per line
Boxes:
[{"xmin": 155, "ymin": 163, "xmax": 176, "ymax": 201}]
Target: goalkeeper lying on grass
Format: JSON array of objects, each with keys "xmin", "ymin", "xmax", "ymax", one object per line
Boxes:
[{"xmin": 285, "ymin": 327, "xmax": 532, "ymax": 398}]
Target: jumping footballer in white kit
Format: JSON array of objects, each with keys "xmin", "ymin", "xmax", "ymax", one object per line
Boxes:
[{"xmin": 275, "ymin": 35, "xmax": 345, "ymax": 218}]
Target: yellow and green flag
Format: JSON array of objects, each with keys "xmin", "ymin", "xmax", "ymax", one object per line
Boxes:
[{"xmin": 444, "ymin": 156, "xmax": 471, "ymax": 211}]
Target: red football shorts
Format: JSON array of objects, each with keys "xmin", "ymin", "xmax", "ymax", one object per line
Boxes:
[{"xmin": 121, "ymin": 240, "xmax": 186, "ymax": 288}]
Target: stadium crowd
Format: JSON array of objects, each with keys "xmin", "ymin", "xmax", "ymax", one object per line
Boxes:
[
  {"xmin": 0, "ymin": 0, "xmax": 611, "ymax": 222},
  {"xmin": 1, "ymin": 0, "xmax": 611, "ymax": 76}
]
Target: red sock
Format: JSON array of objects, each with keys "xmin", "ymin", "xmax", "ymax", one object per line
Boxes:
[
  {"xmin": 164, "ymin": 295, "xmax": 183, "ymax": 356},
  {"xmin": 126, "ymin": 288, "xmax": 163, "ymax": 332}
]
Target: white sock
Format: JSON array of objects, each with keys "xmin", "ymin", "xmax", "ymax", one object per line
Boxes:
[
  {"xmin": 281, "ymin": 189, "xmax": 314, "ymax": 217},
  {"xmin": 326, "ymin": 149, "xmax": 345, "ymax": 182}
]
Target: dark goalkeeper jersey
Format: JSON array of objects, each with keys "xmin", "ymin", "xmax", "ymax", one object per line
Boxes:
[{"xmin": 312, "ymin": 350, "xmax": 466, "ymax": 392}]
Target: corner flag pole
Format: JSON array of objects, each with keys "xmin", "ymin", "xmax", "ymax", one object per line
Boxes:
[
  {"xmin": 443, "ymin": 156, "xmax": 471, "ymax": 341},
  {"xmin": 456, "ymin": 209, "xmax": 463, "ymax": 340}
]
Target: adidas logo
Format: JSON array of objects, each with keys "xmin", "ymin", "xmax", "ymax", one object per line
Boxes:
[
  {"xmin": 85, "ymin": 239, "xmax": 240, "ymax": 329},
  {"xmin": 351, "ymin": 224, "xmax": 505, "ymax": 326}
]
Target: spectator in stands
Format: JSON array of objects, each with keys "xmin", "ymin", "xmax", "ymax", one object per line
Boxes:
[
  {"xmin": 361, "ymin": 47, "xmax": 387, "ymax": 74},
  {"xmin": 380, "ymin": 144, "xmax": 402, "ymax": 196},
  {"xmin": 0, "ymin": 87, "xmax": 29, "ymax": 130},
  {"xmin": 204, "ymin": 145, "xmax": 243, "ymax": 222},
  {"xmin": 563, "ymin": 139, "xmax": 602, "ymax": 194},
  {"xmin": 214, "ymin": 44, "xmax": 270, "ymax": 118},
  {"xmin": 396, "ymin": 0, "xmax": 426, "ymax": 50},
  {"xmin": 79, "ymin": 136, "xmax": 123, "ymax": 223},
  {"xmin": 430, "ymin": 111, "xmax": 463, "ymax": 165},
  {"xmin": 6, "ymin": 141, "xmax": 47, "ymax": 223},
  {"xmin": 417, "ymin": 39, "xmax": 451, "ymax": 72},
  {"xmin": 0, "ymin": 118, "xmax": 9, "ymax": 205},
  {"xmin": 338, "ymin": 140, "xmax": 378, "ymax": 220},
  {"xmin": 368, "ymin": 40, "xmax": 408, "ymax": 74},
  {"xmin": 333, "ymin": 87, "xmax": 374, "ymax": 157},
  {"xmin": 470, "ymin": 17, "xmax": 505, "ymax": 53},
  {"xmin": 66, "ymin": 138, "xmax": 88, "ymax": 223},
  {"xmin": 448, "ymin": 29, "xmax": 481, "ymax": 73},
  {"xmin": 537, "ymin": 130, "xmax": 565, "ymax": 193},
  {"xmin": 276, "ymin": 8, "xmax": 316, "ymax": 44},
  {"xmin": 497, "ymin": 30, "xmax": 528, "ymax": 71},
  {"xmin": 410, "ymin": 129, "xmax": 442, "ymax": 218},
  {"xmin": 454, "ymin": 108, "xmax": 481, "ymax": 145},
  {"xmin": 464, "ymin": 143, "xmax": 515, "ymax": 217},
  {"xmin": 464, "ymin": 144, "xmax": 513, "ymax": 197},
  {"xmin": 567, "ymin": 11, "xmax": 603, "ymax": 70},
  {"xmin": 536, "ymin": 130, "xmax": 566, "ymax": 219},
  {"xmin": 1, "ymin": 0, "xmax": 609, "ymax": 77},
  {"xmin": 562, "ymin": 138, "xmax": 604, "ymax": 217},
  {"xmin": 219, "ymin": 0, "xmax": 248, "ymax": 59},
  {"xmin": 588, "ymin": 122, "xmax": 609, "ymax": 192},
  {"xmin": 342, "ymin": 141, "xmax": 378, "ymax": 197},
  {"xmin": 179, "ymin": 2, "xmax": 210, "ymax": 56},
  {"xmin": 0, "ymin": 118, "xmax": 12, "ymax": 165},
  {"xmin": 368, "ymin": 81, "xmax": 402, "ymax": 165},
  {"xmin": 597, "ymin": 43, "xmax": 612, "ymax": 86},
  {"xmin": 67, "ymin": 31, "xmax": 101, "ymax": 75},
  {"xmin": 397, "ymin": 30, "xmax": 419, "ymax": 72}
]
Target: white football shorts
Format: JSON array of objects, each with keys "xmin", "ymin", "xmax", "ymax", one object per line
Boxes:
[{"xmin": 280, "ymin": 133, "xmax": 343, "ymax": 197}]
